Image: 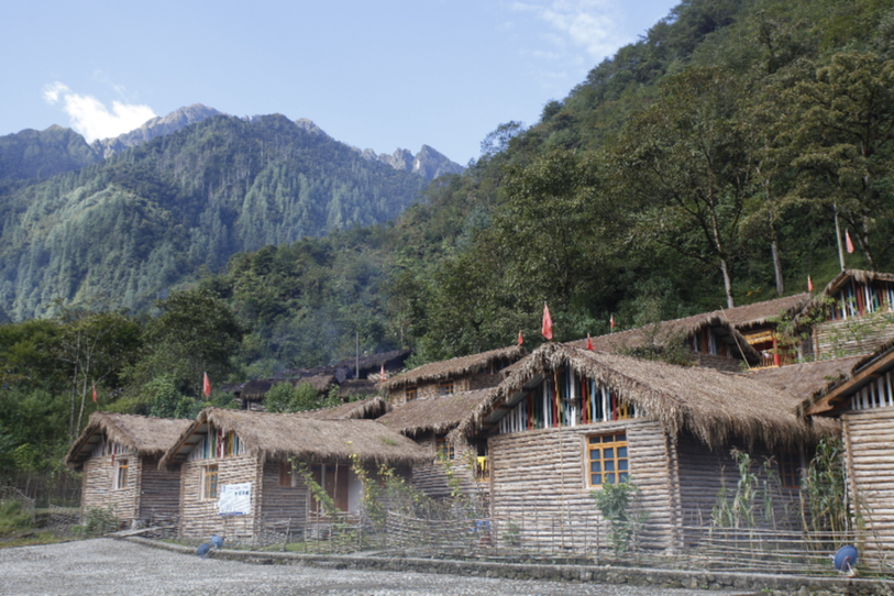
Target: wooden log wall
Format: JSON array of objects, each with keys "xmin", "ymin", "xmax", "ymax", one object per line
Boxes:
[
  {"xmin": 80, "ymin": 454, "xmax": 142, "ymax": 524},
  {"xmin": 843, "ymin": 407, "xmax": 894, "ymax": 567},
  {"xmin": 814, "ymin": 313, "xmax": 894, "ymax": 359},
  {"xmin": 138, "ymin": 457, "xmax": 181, "ymax": 522},
  {"xmin": 178, "ymin": 453, "xmax": 262, "ymax": 540},
  {"xmin": 488, "ymin": 419, "xmax": 677, "ymax": 552},
  {"xmin": 260, "ymin": 459, "xmax": 310, "ymax": 523},
  {"xmin": 674, "ymin": 433, "xmax": 803, "ymax": 546},
  {"xmin": 409, "ymin": 435, "xmax": 487, "ymax": 502}
]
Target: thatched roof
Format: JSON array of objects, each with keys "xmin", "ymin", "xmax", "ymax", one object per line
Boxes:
[
  {"xmin": 743, "ymin": 357, "xmax": 862, "ymax": 402},
  {"xmin": 719, "ymin": 293, "xmax": 810, "ymax": 329},
  {"xmin": 565, "ymin": 314, "xmax": 760, "ymax": 364},
  {"xmin": 161, "ymin": 408, "xmax": 429, "ymax": 468},
  {"xmin": 452, "ymin": 343, "xmax": 835, "ymax": 451},
  {"xmin": 800, "ymin": 338, "xmax": 894, "ymax": 417},
  {"xmin": 377, "ymin": 389, "xmax": 494, "ymax": 437},
  {"xmin": 295, "ymin": 396, "xmax": 387, "ymax": 420},
  {"xmin": 379, "ymin": 345, "xmax": 526, "ymax": 391},
  {"xmin": 65, "ymin": 412, "xmax": 192, "ymax": 470},
  {"xmin": 823, "ymin": 269, "xmax": 894, "ymax": 295}
]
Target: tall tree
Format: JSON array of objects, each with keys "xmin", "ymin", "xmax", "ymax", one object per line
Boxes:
[
  {"xmin": 780, "ymin": 52, "xmax": 894, "ymax": 269},
  {"xmin": 612, "ymin": 67, "xmax": 750, "ymax": 308}
]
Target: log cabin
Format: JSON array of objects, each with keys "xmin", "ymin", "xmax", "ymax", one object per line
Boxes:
[
  {"xmin": 806, "ymin": 269, "xmax": 894, "ymax": 359},
  {"xmin": 378, "ymin": 345, "xmax": 525, "ymax": 407},
  {"xmin": 449, "ymin": 343, "xmax": 836, "ymax": 553},
  {"xmin": 565, "ymin": 314, "xmax": 760, "ymax": 373},
  {"xmin": 720, "ymin": 293, "xmax": 811, "ymax": 367},
  {"xmin": 801, "ymin": 339, "xmax": 894, "ymax": 569},
  {"xmin": 159, "ymin": 408, "xmax": 429, "ymax": 540},
  {"xmin": 64, "ymin": 412, "xmax": 192, "ymax": 527}
]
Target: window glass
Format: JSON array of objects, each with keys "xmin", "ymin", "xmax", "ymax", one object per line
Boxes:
[
  {"xmin": 203, "ymin": 465, "xmax": 219, "ymax": 499},
  {"xmin": 587, "ymin": 433, "xmax": 629, "ymax": 486}
]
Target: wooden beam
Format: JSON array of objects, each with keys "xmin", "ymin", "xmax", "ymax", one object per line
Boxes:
[{"xmin": 806, "ymin": 348, "xmax": 894, "ymax": 416}]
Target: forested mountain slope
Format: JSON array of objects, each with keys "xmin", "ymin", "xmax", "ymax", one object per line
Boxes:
[
  {"xmin": 0, "ymin": 114, "xmax": 428, "ymax": 320},
  {"xmin": 204, "ymin": 0, "xmax": 894, "ymax": 370}
]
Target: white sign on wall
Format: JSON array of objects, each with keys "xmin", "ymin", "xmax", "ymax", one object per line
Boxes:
[{"xmin": 218, "ymin": 482, "xmax": 251, "ymax": 516}]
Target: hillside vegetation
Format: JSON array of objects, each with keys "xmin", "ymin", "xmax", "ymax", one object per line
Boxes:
[{"xmin": 0, "ymin": 114, "xmax": 427, "ymax": 320}]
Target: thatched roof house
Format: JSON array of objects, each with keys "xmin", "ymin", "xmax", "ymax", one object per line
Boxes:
[
  {"xmin": 65, "ymin": 413, "xmax": 192, "ymax": 525},
  {"xmin": 449, "ymin": 343, "xmax": 834, "ymax": 553},
  {"xmin": 798, "ymin": 269, "xmax": 894, "ymax": 359},
  {"xmin": 797, "ymin": 340, "xmax": 894, "ymax": 569},
  {"xmin": 66, "ymin": 413, "xmax": 192, "ymax": 469},
  {"xmin": 162, "ymin": 408, "xmax": 429, "ymax": 469},
  {"xmin": 457, "ymin": 343, "xmax": 827, "ymax": 451},
  {"xmin": 161, "ymin": 408, "xmax": 429, "ymax": 540},
  {"xmin": 379, "ymin": 345, "xmax": 525, "ymax": 405},
  {"xmin": 565, "ymin": 314, "xmax": 759, "ymax": 372}
]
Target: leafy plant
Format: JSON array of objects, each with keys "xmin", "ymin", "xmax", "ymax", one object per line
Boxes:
[{"xmin": 590, "ymin": 480, "xmax": 646, "ymax": 553}]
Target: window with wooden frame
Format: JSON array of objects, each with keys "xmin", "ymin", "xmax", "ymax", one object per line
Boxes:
[
  {"xmin": 435, "ymin": 437, "xmax": 455, "ymax": 460},
  {"xmin": 203, "ymin": 465, "xmax": 219, "ymax": 499},
  {"xmin": 437, "ymin": 381, "xmax": 454, "ymax": 396},
  {"xmin": 778, "ymin": 451, "xmax": 802, "ymax": 489},
  {"xmin": 406, "ymin": 387, "xmax": 418, "ymax": 401},
  {"xmin": 114, "ymin": 459, "xmax": 129, "ymax": 490},
  {"xmin": 586, "ymin": 432, "xmax": 629, "ymax": 486}
]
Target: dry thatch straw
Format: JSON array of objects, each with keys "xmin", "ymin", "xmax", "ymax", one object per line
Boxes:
[
  {"xmin": 161, "ymin": 408, "xmax": 429, "ymax": 468},
  {"xmin": 453, "ymin": 343, "xmax": 835, "ymax": 451},
  {"xmin": 379, "ymin": 345, "xmax": 525, "ymax": 391},
  {"xmin": 295, "ymin": 396, "xmax": 387, "ymax": 420},
  {"xmin": 377, "ymin": 389, "xmax": 494, "ymax": 437},
  {"xmin": 565, "ymin": 313, "xmax": 760, "ymax": 364},
  {"xmin": 718, "ymin": 293, "xmax": 810, "ymax": 329},
  {"xmin": 744, "ymin": 356, "xmax": 862, "ymax": 402},
  {"xmin": 65, "ymin": 412, "xmax": 192, "ymax": 470}
]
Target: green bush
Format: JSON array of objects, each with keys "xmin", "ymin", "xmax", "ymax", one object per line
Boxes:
[{"xmin": 0, "ymin": 499, "xmax": 34, "ymax": 535}]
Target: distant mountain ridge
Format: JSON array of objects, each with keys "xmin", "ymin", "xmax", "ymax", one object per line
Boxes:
[
  {"xmin": 0, "ymin": 104, "xmax": 462, "ymax": 183},
  {"xmin": 91, "ymin": 103, "xmax": 223, "ymax": 158},
  {"xmin": 0, "ymin": 112, "xmax": 435, "ymax": 321}
]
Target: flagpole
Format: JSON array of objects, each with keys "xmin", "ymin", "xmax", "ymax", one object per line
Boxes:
[{"xmin": 834, "ymin": 205, "xmax": 846, "ymax": 271}]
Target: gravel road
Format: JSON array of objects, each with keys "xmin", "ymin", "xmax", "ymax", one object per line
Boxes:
[{"xmin": 0, "ymin": 539, "xmax": 748, "ymax": 596}]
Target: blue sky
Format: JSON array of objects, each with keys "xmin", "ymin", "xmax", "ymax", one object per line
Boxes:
[{"xmin": 2, "ymin": 1, "xmax": 679, "ymax": 165}]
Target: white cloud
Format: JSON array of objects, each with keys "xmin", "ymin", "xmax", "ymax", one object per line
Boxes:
[
  {"xmin": 42, "ymin": 81, "xmax": 156, "ymax": 142},
  {"xmin": 511, "ymin": 0, "xmax": 624, "ymax": 60}
]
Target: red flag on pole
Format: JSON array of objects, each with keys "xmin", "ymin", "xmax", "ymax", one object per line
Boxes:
[
  {"xmin": 92, "ymin": 382, "xmax": 97, "ymax": 403},
  {"xmin": 586, "ymin": 333, "xmax": 593, "ymax": 351},
  {"xmin": 203, "ymin": 372, "xmax": 211, "ymax": 398},
  {"xmin": 541, "ymin": 303, "xmax": 553, "ymax": 340},
  {"xmin": 845, "ymin": 229, "xmax": 854, "ymax": 254},
  {"xmin": 610, "ymin": 314, "xmax": 615, "ymax": 330},
  {"xmin": 517, "ymin": 330, "xmax": 523, "ymax": 346},
  {"xmin": 808, "ymin": 275, "xmax": 814, "ymax": 292}
]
